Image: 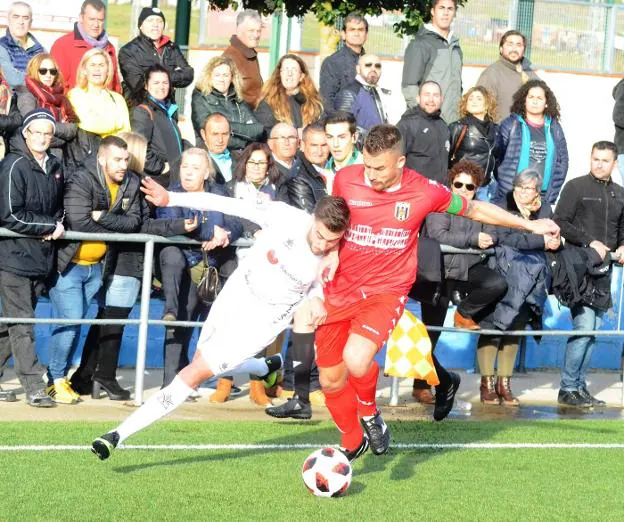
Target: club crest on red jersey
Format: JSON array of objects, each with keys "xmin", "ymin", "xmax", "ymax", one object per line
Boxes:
[{"xmin": 394, "ymin": 201, "xmax": 411, "ymax": 222}]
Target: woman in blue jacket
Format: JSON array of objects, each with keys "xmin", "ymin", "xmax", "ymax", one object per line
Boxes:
[{"xmin": 494, "ymin": 80, "xmax": 568, "ymax": 205}]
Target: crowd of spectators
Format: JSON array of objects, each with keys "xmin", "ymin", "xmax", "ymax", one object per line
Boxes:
[{"xmin": 0, "ymin": 0, "xmax": 622, "ymax": 411}]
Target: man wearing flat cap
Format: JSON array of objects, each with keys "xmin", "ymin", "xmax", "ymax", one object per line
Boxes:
[
  {"xmin": 0, "ymin": 108, "xmax": 65, "ymax": 407},
  {"xmin": 118, "ymin": 6, "xmax": 194, "ymax": 106}
]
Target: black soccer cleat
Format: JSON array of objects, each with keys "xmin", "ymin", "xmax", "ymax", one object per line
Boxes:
[
  {"xmin": 91, "ymin": 431, "xmax": 120, "ymax": 461},
  {"xmin": 339, "ymin": 435, "xmax": 370, "ymax": 463},
  {"xmin": 360, "ymin": 411, "xmax": 390, "ymax": 455},
  {"xmin": 265, "ymin": 396, "xmax": 312, "ymax": 419},
  {"xmin": 434, "ymin": 372, "xmax": 461, "ymax": 421}
]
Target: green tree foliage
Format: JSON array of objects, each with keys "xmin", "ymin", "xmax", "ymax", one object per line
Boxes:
[{"xmin": 209, "ymin": 1, "xmax": 467, "ymax": 37}]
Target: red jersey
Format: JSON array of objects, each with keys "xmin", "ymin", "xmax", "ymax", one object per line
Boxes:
[{"xmin": 326, "ymin": 165, "xmax": 467, "ymax": 307}]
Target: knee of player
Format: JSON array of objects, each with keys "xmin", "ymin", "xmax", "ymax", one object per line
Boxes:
[{"xmin": 319, "ymin": 369, "xmax": 347, "ymax": 392}]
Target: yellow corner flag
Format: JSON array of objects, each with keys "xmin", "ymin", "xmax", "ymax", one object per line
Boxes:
[{"xmin": 384, "ymin": 309, "xmax": 439, "ymax": 386}]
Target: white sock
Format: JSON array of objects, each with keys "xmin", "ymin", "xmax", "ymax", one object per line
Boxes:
[
  {"xmin": 114, "ymin": 376, "xmax": 194, "ymax": 444},
  {"xmin": 225, "ymin": 357, "xmax": 269, "ymax": 378}
]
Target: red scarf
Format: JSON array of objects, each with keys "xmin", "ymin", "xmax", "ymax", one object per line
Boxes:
[
  {"xmin": 0, "ymin": 74, "xmax": 10, "ymax": 115},
  {"xmin": 25, "ymin": 76, "xmax": 78, "ymax": 123}
]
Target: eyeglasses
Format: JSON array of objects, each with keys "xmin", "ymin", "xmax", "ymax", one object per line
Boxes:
[
  {"xmin": 453, "ymin": 181, "xmax": 476, "ymax": 191},
  {"xmin": 364, "ymin": 63, "xmax": 382, "ymax": 69},
  {"xmin": 514, "ymin": 185, "xmax": 537, "ymax": 193},
  {"xmin": 247, "ymin": 160, "xmax": 268, "ymax": 168},
  {"xmin": 38, "ymin": 68, "xmax": 58, "ymax": 76},
  {"xmin": 269, "ymin": 136, "xmax": 298, "ymax": 142}
]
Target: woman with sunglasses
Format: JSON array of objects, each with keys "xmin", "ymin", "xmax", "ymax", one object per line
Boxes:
[
  {"xmin": 476, "ymin": 168, "xmax": 558, "ymax": 405},
  {"xmin": 449, "ymin": 86, "xmax": 500, "ymax": 201},
  {"xmin": 12, "ymin": 53, "xmax": 78, "ymax": 163},
  {"xmin": 254, "ymin": 54, "xmax": 324, "ymax": 137}
]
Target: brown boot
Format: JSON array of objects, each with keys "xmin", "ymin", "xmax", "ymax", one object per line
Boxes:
[
  {"xmin": 412, "ymin": 388, "xmax": 435, "ymax": 404},
  {"xmin": 209, "ymin": 378, "xmax": 232, "ymax": 403},
  {"xmin": 249, "ymin": 380, "xmax": 272, "ymax": 406},
  {"xmin": 496, "ymin": 376, "xmax": 519, "ymax": 406},
  {"xmin": 480, "ymin": 376, "xmax": 500, "ymax": 405}
]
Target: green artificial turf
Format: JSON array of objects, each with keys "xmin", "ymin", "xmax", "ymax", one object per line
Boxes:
[{"xmin": 1, "ymin": 420, "xmax": 624, "ymax": 521}]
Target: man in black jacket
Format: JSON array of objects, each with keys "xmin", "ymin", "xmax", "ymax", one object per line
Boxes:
[
  {"xmin": 0, "ymin": 109, "xmax": 64, "ymax": 407},
  {"xmin": 319, "ymin": 13, "xmax": 368, "ymax": 112},
  {"xmin": 46, "ymin": 136, "xmax": 143, "ymax": 405},
  {"xmin": 118, "ymin": 7, "xmax": 194, "ymax": 105},
  {"xmin": 397, "ymin": 80, "xmax": 450, "ymax": 184},
  {"xmin": 554, "ymin": 141, "xmax": 624, "ymax": 407}
]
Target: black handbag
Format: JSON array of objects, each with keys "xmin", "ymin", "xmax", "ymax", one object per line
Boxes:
[{"xmin": 196, "ymin": 250, "xmax": 221, "ymax": 306}]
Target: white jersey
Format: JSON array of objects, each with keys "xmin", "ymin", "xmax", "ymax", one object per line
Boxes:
[{"xmin": 167, "ymin": 191, "xmax": 322, "ymax": 338}]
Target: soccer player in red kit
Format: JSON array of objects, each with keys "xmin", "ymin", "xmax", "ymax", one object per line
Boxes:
[{"xmin": 316, "ymin": 125, "xmax": 560, "ymax": 460}]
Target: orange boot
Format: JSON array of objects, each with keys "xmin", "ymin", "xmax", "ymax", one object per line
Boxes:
[
  {"xmin": 209, "ymin": 378, "xmax": 232, "ymax": 403},
  {"xmin": 249, "ymin": 380, "xmax": 272, "ymax": 406}
]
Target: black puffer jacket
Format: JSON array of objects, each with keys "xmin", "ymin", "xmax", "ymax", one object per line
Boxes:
[
  {"xmin": 449, "ymin": 115, "xmax": 500, "ymax": 184},
  {"xmin": 397, "ymin": 106, "xmax": 449, "ymax": 184},
  {"xmin": 0, "ymin": 93, "xmax": 22, "ymax": 141},
  {"xmin": 554, "ymin": 173, "xmax": 624, "ymax": 251},
  {"xmin": 319, "ymin": 45, "xmax": 363, "ymax": 111},
  {"xmin": 118, "ymin": 34, "xmax": 194, "ymax": 105},
  {"xmin": 423, "ymin": 212, "xmax": 495, "ymax": 281},
  {"xmin": 0, "ymin": 133, "xmax": 64, "ymax": 278},
  {"xmin": 131, "ymin": 97, "xmax": 185, "ymax": 178},
  {"xmin": 109, "ymin": 195, "xmax": 187, "ymax": 280},
  {"xmin": 57, "ymin": 153, "xmax": 143, "ymax": 274},
  {"xmin": 191, "ymin": 86, "xmax": 264, "ymax": 151},
  {"xmin": 277, "ymin": 155, "xmax": 327, "ymax": 213}
]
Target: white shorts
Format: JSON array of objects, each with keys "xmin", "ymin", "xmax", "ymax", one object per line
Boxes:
[{"xmin": 195, "ymin": 278, "xmax": 289, "ymax": 375}]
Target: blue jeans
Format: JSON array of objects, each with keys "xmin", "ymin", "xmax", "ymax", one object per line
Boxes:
[
  {"xmin": 560, "ymin": 304, "xmax": 602, "ymax": 392},
  {"xmin": 48, "ymin": 263, "xmax": 102, "ymax": 381},
  {"xmin": 99, "ymin": 275, "xmax": 140, "ymax": 308}
]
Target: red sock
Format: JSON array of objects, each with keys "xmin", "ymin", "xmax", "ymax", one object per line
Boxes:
[
  {"xmin": 324, "ymin": 382, "xmax": 364, "ymax": 451},
  {"xmin": 348, "ymin": 361, "xmax": 379, "ymax": 417}
]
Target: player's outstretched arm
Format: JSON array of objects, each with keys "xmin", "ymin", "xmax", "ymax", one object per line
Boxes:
[
  {"xmin": 141, "ymin": 177, "xmax": 273, "ymax": 227},
  {"xmin": 463, "ymin": 200, "xmax": 560, "ymax": 237}
]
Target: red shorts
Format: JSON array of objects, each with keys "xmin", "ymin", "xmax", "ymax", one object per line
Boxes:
[{"xmin": 315, "ymin": 293, "xmax": 406, "ymax": 368}]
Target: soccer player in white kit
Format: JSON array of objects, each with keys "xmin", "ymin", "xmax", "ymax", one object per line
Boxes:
[{"xmin": 91, "ymin": 177, "xmax": 350, "ymax": 460}]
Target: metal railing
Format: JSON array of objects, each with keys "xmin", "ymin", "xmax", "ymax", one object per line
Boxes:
[{"xmin": 0, "ymin": 228, "xmax": 622, "ymax": 407}]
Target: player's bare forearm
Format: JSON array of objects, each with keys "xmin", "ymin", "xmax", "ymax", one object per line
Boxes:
[{"xmin": 464, "ymin": 200, "xmax": 560, "ymax": 237}]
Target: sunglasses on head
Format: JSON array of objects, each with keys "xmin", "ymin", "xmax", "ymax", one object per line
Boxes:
[
  {"xmin": 38, "ymin": 68, "xmax": 58, "ymax": 76},
  {"xmin": 453, "ymin": 181, "xmax": 476, "ymax": 191},
  {"xmin": 364, "ymin": 63, "xmax": 382, "ymax": 69}
]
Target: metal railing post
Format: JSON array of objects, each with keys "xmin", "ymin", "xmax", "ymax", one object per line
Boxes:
[
  {"xmin": 134, "ymin": 240, "xmax": 155, "ymax": 406},
  {"xmin": 389, "ymin": 377, "xmax": 400, "ymax": 406}
]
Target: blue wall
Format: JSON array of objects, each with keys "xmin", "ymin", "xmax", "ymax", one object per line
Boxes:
[{"xmin": 31, "ymin": 267, "xmax": 624, "ymax": 371}]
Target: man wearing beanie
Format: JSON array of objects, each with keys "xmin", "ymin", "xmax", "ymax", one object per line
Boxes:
[
  {"xmin": 118, "ymin": 6, "xmax": 194, "ymax": 106},
  {"xmin": 51, "ymin": 0, "xmax": 121, "ymax": 93},
  {"xmin": 0, "ymin": 108, "xmax": 64, "ymax": 407}
]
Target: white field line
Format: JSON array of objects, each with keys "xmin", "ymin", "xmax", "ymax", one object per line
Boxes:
[{"xmin": 2, "ymin": 442, "xmax": 624, "ymax": 452}]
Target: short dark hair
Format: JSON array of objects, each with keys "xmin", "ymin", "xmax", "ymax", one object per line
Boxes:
[
  {"xmin": 431, "ymin": 0, "xmax": 458, "ymax": 8},
  {"xmin": 324, "ymin": 111, "xmax": 357, "ymax": 136},
  {"xmin": 302, "ymin": 122, "xmax": 326, "ymax": 142},
  {"xmin": 314, "ymin": 196, "xmax": 351, "ymax": 233},
  {"xmin": 81, "ymin": 0, "xmax": 106, "ymax": 14},
  {"xmin": 448, "ymin": 160, "xmax": 486, "ymax": 188},
  {"xmin": 233, "ymin": 142, "xmax": 282, "ymax": 185},
  {"xmin": 510, "ymin": 79, "xmax": 561, "ymax": 121},
  {"xmin": 343, "ymin": 13, "xmax": 368, "ymax": 32},
  {"xmin": 419, "ymin": 80, "xmax": 441, "ymax": 96},
  {"xmin": 99, "ymin": 135, "xmax": 127, "ymax": 154},
  {"xmin": 500, "ymin": 30, "xmax": 526, "ymax": 48},
  {"xmin": 364, "ymin": 124, "xmax": 403, "ymax": 156},
  {"xmin": 592, "ymin": 141, "xmax": 618, "ymax": 157}
]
